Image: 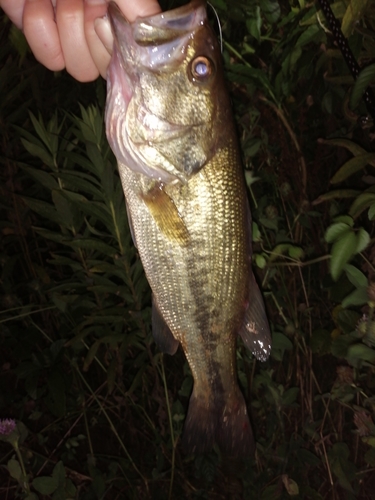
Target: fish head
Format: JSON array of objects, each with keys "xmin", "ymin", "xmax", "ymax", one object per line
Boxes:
[{"xmin": 105, "ymin": 0, "xmax": 231, "ymax": 184}]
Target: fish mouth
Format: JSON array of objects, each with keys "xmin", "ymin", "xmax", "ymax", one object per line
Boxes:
[
  {"xmin": 106, "ymin": 0, "xmax": 211, "ymax": 183},
  {"xmin": 108, "ymin": 0, "xmax": 207, "ymax": 70}
]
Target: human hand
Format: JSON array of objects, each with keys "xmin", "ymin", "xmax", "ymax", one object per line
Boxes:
[{"xmin": 0, "ymin": 0, "xmax": 161, "ymax": 82}]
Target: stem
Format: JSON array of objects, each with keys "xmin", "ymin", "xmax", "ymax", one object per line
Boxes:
[
  {"xmin": 0, "ymin": 306, "xmax": 56, "ymax": 324},
  {"xmin": 14, "ymin": 441, "xmax": 30, "ymax": 494}
]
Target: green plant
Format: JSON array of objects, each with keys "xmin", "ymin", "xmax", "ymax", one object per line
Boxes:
[{"xmin": 1, "ymin": 1, "xmax": 375, "ymax": 498}]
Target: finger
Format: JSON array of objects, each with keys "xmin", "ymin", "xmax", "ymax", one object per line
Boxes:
[
  {"xmin": 0, "ymin": 0, "xmax": 25, "ymax": 29},
  {"xmin": 84, "ymin": 0, "xmax": 109, "ymax": 79},
  {"xmin": 23, "ymin": 0, "xmax": 65, "ymax": 71},
  {"xmin": 93, "ymin": 0, "xmax": 162, "ymax": 77},
  {"xmin": 56, "ymin": 0, "xmax": 99, "ymax": 82},
  {"xmin": 115, "ymin": 0, "xmax": 161, "ymax": 23}
]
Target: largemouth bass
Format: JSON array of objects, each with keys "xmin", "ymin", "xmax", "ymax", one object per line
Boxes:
[{"xmin": 105, "ymin": 0, "xmax": 271, "ymax": 457}]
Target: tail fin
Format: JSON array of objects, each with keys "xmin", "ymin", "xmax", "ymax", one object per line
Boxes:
[{"xmin": 182, "ymin": 387, "xmax": 254, "ymax": 457}]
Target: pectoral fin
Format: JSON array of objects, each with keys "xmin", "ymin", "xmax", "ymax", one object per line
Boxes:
[
  {"xmin": 239, "ymin": 271, "xmax": 271, "ymax": 362},
  {"xmin": 141, "ymin": 182, "xmax": 190, "ymax": 246},
  {"xmin": 152, "ymin": 297, "xmax": 179, "ymax": 355}
]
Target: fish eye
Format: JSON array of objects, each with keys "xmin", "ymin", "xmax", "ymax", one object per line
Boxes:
[{"xmin": 190, "ymin": 56, "xmax": 213, "ymax": 81}]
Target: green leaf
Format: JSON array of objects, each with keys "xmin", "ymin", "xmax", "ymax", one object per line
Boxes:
[
  {"xmin": 349, "ymin": 193, "xmax": 375, "ymax": 218},
  {"xmin": 318, "ymin": 138, "xmax": 370, "ymax": 158},
  {"xmin": 282, "ymin": 387, "xmax": 299, "ymax": 406},
  {"xmin": 295, "ymin": 24, "xmax": 321, "ymax": 47},
  {"xmin": 7, "ymin": 459, "xmax": 22, "ymax": 481},
  {"xmin": 368, "ymin": 203, "xmax": 375, "ymax": 220},
  {"xmin": 260, "ymin": 0, "xmax": 281, "ymax": 23},
  {"xmin": 327, "ymin": 442, "xmax": 356, "ymax": 493},
  {"xmin": 350, "ymin": 62, "xmax": 375, "ymax": 109},
  {"xmin": 282, "ymin": 475, "xmax": 299, "ymax": 496},
  {"xmin": 75, "ymin": 200, "xmax": 113, "ymax": 228},
  {"xmin": 33, "ymin": 227, "xmax": 66, "ymax": 243},
  {"xmin": 325, "ymin": 222, "xmax": 352, "ymax": 243},
  {"xmin": 245, "ymin": 138, "xmax": 262, "ymax": 157},
  {"xmin": 210, "ymin": 0, "xmax": 227, "ymax": 10},
  {"xmin": 252, "ymin": 221, "xmax": 261, "ymax": 242},
  {"xmin": 29, "ymin": 112, "xmax": 55, "ymax": 154},
  {"xmin": 312, "ymin": 189, "xmax": 360, "ymax": 205},
  {"xmin": 9, "ymin": 24, "xmax": 29, "ymax": 59},
  {"xmin": 344, "ymin": 264, "xmax": 368, "ymax": 288},
  {"xmin": 342, "ymin": 287, "xmax": 369, "ymax": 308},
  {"xmin": 272, "ymin": 332, "xmax": 293, "ymax": 351},
  {"xmin": 337, "ymin": 309, "xmax": 361, "ymax": 333},
  {"xmin": 347, "ymin": 343, "xmax": 375, "ymax": 367},
  {"xmin": 269, "ymin": 243, "xmax": 291, "ymax": 261},
  {"xmin": 22, "ymin": 196, "xmax": 62, "ymax": 225},
  {"xmin": 331, "ymin": 334, "xmax": 355, "ymax": 359},
  {"xmin": 246, "ymin": 10, "xmax": 262, "ymax": 42},
  {"xmin": 52, "ymin": 190, "xmax": 75, "ymax": 228},
  {"xmin": 33, "ymin": 476, "xmax": 59, "ymax": 495},
  {"xmin": 83, "ymin": 342, "xmax": 101, "ymax": 371},
  {"xmin": 261, "ymin": 484, "xmax": 280, "ymax": 500},
  {"xmin": 330, "ymin": 230, "xmax": 357, "ymax": 281},
  {"xmin": 20, "ymin": 138, "xmax": 55, "ymax": 168},
  {"xmin": 333, "ymin": 215, "xmax": 354, "ymax": 226},
  {"xmin": 297, "ymin": 449, "xmax": 321, "ymax": 466},
  {"xmin": 20, "ymin": 164, "xmax": 59, "ymax": 191},
  {"xmin": 255, "ymin": 253, "xmax": 267, "ymax": 269},
  {"xmin": 52, "ymin": 461, "xmax": 66, "ymax": 488},
  {"xmin": 356, "ymin": 227, "xmax": 370, "ymax": 253},
  {"xmin": 67, "ymin": 238, "xmax": 117, "ymax": 257},
  {"xmin": 288, "ymin": 245, "xmax": 304, "ymax": 259},
  {"xmin": 330, "ymin": 153, "xmax": 375, "ymax": 184},
  {"xmin": 342, "ymin": 0, "xmax": 370, "ymax": 37},
  {"xmin": 58, "ymin": 171, "xmax": 103, "ymax": 199}
]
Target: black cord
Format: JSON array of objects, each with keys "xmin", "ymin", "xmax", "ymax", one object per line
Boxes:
[{"xmin": 317, "ymin": 0, "xmax": 375, "ymax": 121}]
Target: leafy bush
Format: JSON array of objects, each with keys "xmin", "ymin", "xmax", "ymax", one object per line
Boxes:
[{"xmin": 1, "ymin": 1, "xmax": 375, "ymax": 498}]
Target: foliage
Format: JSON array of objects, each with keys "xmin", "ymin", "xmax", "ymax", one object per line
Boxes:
[{"xmin": 1, "ymin": 0, "xmax": 375, "ymax": 498}]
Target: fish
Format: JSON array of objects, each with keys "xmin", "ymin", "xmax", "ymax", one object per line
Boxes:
[{"xmin": 105, "ymin": 0, "xmax": 271, "ymax": 457}]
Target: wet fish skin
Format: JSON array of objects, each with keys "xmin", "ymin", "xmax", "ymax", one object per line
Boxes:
[{"xmin": 105, "ymin": 0, "xmax": 271, "ymax": 457}]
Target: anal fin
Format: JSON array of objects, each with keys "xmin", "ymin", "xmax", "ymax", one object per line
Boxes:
[
  {"xmin": 239, "ymin": 271, "xmax": 272, "ymax": 361},
  {"xmin": 152, "ymin": 297, "xmax": 179, "ymax": 355}
]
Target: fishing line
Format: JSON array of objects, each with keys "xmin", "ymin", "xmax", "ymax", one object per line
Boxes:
[{"xmin": 207, "ymin": 2, "xmax": 223, "ymax": 53}]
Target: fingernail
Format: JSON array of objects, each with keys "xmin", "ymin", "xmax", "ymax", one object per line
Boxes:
[
  {"xmin": 85, "ymin": 0, "xmax": 107, "ymax": 5},
  {"xmin": 95, "ymin": 17, "xmax": 113, "ymax": 55}
]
